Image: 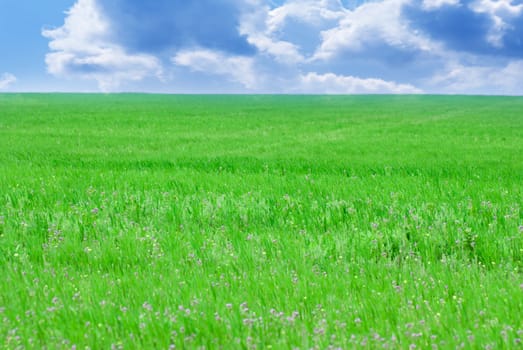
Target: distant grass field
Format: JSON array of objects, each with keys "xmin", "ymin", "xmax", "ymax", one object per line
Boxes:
[{"xmin": 1, "ymin": 94, "xmax": 522, "ymax": 349}]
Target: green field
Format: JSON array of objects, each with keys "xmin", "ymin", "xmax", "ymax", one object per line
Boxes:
[{"xmin": 1, "ymin": 94, "xmax": 522, "ymax": 349}]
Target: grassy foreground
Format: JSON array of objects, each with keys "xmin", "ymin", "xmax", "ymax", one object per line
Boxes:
[{"xmin": 0, "ymin": 94, "xmax": 522, "ymax": 349}]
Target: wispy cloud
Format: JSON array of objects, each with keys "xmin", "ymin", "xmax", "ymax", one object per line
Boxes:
[
  {"xmin": 403, "ymin": 0, "xmax": 523, "ymax": 57},
  {"xmin": 0, "ymin": 73, "xmax": 17, "ymax": 90},
  {"xmin": 172, "ymin": 49, "xmax": 260, "ymax": 89},
  {"xmin": 429, "ymin": 60, "xmax": 523, "ymax": 94},
  {"xmin": 298, "ymin": 72, "xmax": 423, "ymax": 94}
]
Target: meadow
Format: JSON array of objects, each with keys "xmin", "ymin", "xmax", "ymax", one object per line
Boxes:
[{"xmin": 0, "ymin": 94, "xmax": 522, "ymax": 349}]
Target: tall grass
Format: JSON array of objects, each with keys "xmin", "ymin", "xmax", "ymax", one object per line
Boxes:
[{"xmin": 0, "ymin": 94, "xmax": 522, "ymax": 349}]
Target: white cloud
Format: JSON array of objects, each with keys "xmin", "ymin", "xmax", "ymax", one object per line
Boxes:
[
  {"xmin": 470, "ymin": 0, "xmax": 523, "ymax": 47},
  {"xmin": 297, "ymin": 72, "xmax": 423, "ymax": 94},
  {"xmin": 172, "ymin": 49, "xmax": 260, "ymax": 89},
  {"xmin": 430, "ymin": 60, "xmax": 523, "ymax": 94},
  {"xmin": 267, "ymin": 0, "xmax": 346, "ymax": 32},
  {"xmin": 471, "ymin": 0, "xmax": 523, "ymax": 19},
  {"xmin": 42, "ymin": 0, "xmax": 162, "ymax": 92},
  {"xmin": 0, "ymin": 73, "xmax": 17, "ymax": 90},
  {"xmin": 247, "ymin": 34, "xmax": 305, "ymax": 63},
  {"xmin": 239, "ymin": 1, "xmax": 305, "ymax": 63},
  {"xmin": 422, "ymin": 0, "xmax": 459, "ymax": 10},
  {"xmin": 313, "ymin": 0, "xmax": 437, "ymax": 60},
  {"xmin": 239, "ymin": 0, "xmax": 347, "ymax": 63}
]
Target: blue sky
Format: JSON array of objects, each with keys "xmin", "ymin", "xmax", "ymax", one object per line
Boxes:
[{"xmin": 1, "ymin": 0, "xmax": 522, "ymax": 94}]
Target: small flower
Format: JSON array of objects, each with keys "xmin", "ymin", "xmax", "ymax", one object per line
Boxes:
[
  {"xmin": 240, "ymin": 302, "xmax": 249, "ymax": 312},
  {"xmin": 91, "ymin": 208, "xmax": 99, "ymax": 215},
  {"xmin": 314, "ymin": 327, "xmax": 325, "ymax": 335}
]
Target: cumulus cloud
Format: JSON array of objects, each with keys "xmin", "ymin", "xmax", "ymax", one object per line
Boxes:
[
  {"xmin": 42, "ymin": 0, "xmax": 163, "ymax": 91},
  {"xmin": 239, "ymin": 0, "xmax": 348, "ymax": 63},
  {"xmin": 0, "ymin": 73, "xmax": 17, "ymax": 90},
  {"xmin": 172, "ymin": 49, "xmax": 259, "ymax": 89},
  {"xmin": 298, "ymin": 72, "xmax": 423, "ymax": 94},
  {"xmin": 314, "ymin": 0, "xmax": 437, "ymax": 60}
]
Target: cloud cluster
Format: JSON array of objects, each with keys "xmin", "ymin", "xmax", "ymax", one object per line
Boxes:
[
  {"xmin": 43, "ymin": 0, "xmax": 523, "ymax": 94},
  {"xmin": 0, "ymin": 73, "xmax": 17, "ymax": 90}
]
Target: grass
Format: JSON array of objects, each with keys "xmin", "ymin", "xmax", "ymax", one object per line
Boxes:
[{"xmin": 0, "ymin": 94, "xmax": 522, "ymax": 349}]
